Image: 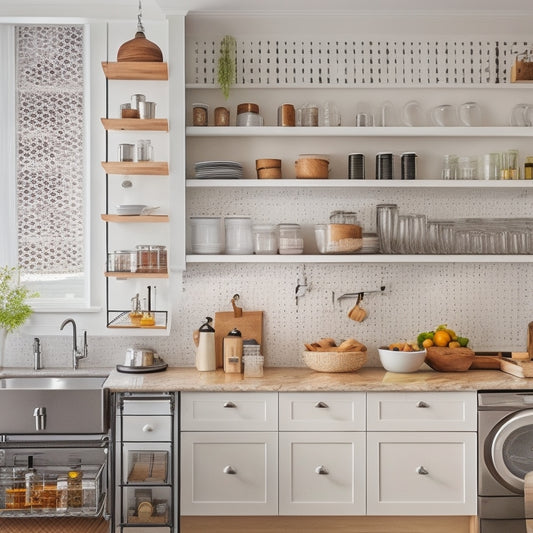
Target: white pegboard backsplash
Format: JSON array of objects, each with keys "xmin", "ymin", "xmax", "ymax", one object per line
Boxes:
[{"xmin": 188, "ymin": 37, "xmax": 532, "ymax": 86}]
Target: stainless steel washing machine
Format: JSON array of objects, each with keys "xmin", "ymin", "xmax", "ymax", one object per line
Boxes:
[{"xmin": 479, "ymin": 391, "xmax": 533, "ymax": 533}]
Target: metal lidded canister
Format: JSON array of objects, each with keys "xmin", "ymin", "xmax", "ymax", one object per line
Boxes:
[
  {"xmin": 376, "ymin": 152, "xmax": 393, "ymax": 180},
  {"xmin": 348, "ymin": 153, "xmax": 365, "ymax": 179},
  {"xmin": 401, "ymin": 152, "xmax": 417, "ymax": 180}
]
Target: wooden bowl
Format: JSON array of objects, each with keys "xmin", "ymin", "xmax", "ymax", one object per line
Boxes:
[
  {"xmin": 302, "ymin": 351, "xmax": 367, "ymax": 373},
  {"xmin": 425, "ymin": 346, "xmax": 475, "ymax": 372}
]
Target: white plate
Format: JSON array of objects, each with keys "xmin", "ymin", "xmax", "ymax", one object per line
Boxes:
[{"xmin": 115, "ymin": 205, "xmax": 159, "ymax": 215}]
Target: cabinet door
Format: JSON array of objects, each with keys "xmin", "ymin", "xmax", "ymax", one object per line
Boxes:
[
  {"xmin": 279, "ymin": 392, "xmax": 366, "ymax": 431},
  {"xmin": 367, "ymin": 391, "xmax": 477, "ymax": 431},
  {"xmin": 279, "ymin": 432, "xmax": 366, "ymax": 515},
  {"xmin": 181, "ymin": 431, "xmax": 278, "ymax": 515},
  {"xmin": 181, "ymin": 392, "xmax": 278, "ymax": 431},
  {"xmin": 366, "ymin": 431, "xmax": 477, "ymax": 515}
]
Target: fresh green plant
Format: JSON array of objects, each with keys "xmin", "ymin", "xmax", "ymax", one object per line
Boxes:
[
  {"xmin": 217, "ymin": 35, "xmax": 237, "ymax": 100},
  {"xmin": 0, "ymin": 266, "xmax": 38, "ymax": 333}
]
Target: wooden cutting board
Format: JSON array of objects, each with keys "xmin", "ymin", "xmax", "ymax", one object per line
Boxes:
[
  {"xmin": 214, "ymin": 308, "xmax": 263, "ymax": 368},
  {"xmin": 500, "ymin": 358, "xmax": 533, "ymax": 378}
]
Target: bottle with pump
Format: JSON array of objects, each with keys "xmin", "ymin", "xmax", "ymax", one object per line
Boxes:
[
  {"xmin": 223, "ymin": 328, "xmax": 243, "ymax": 373},
  {"xmin": 24, "ymin": 455, "xmax": 43, "ymax": 508},
  {"xmin": 195, "ymin": 317, "xmax": 216, "ymax": 371}
]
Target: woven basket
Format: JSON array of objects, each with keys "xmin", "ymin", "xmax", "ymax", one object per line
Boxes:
[{"xmin": 302, "ymin": 350, "xmax": 367, "ymax": 373}]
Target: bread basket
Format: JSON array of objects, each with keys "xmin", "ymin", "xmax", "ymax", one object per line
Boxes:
[{"xmin": 302, "ymin": 350, "xmax": 367, "ymax": 372}]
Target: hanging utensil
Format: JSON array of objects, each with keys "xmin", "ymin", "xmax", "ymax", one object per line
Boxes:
[{"xmin": 348, "ymin": 293, "xmax": 367, "ymax": 322}]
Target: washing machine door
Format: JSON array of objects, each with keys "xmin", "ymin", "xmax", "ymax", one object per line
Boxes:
[{"xmin": 489, "ymin": 409, "xmax": 533, "ymax": 493}]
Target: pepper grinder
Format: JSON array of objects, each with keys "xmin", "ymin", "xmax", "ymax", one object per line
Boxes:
[
  {"xmin": 195, "ymin": 317, "xmax": 216, "ymax": 372},
  {"xmin": 223, "ymin": 328, "xmax": 243, "ymax": 374}
]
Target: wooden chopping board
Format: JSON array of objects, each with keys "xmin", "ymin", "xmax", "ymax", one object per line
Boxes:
[
  {"xmin": 500, "ymin": 358, "xmax": 533, "ymax": 378},
  {"xmin": 214, "ymin": 308, "xmax": 263, "ymax": 368}
]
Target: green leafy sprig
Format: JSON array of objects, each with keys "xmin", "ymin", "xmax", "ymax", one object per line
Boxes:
[
  {"xmin": 217, "ymin": 35, "xmax": 237, "ymax": 100},
  {"xmin": 0, "ymin": 266, "xmax": 38, "ymax": 333}
]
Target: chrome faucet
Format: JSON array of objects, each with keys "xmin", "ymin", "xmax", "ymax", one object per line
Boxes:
[
  {"xmin": 33, "ymin": 337, "xmax": 43, "ymax": 370},
  {"xmin": 59, "ymin": 318, "xmax": 88, "ymax": 369}
]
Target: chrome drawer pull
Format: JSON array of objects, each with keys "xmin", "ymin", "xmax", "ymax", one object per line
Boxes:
[
  {"xmin": 142, "ymin": 424, "xmax": 154, "ymax": 432},
  {"xmin": 416, "ymin": 466, "xmax": 429, "ymax": 475},
  {"xmin": 416, "ymin": 401, "xmax": 429, "ymax": 408},
  {"xmin": 315, "ymin": 465, "xmax": 329, "ymax": 475},
  {"xmin": 223, "ymin": 465, "xmax": 237, "ymax": 475},
  {"xmin": 314, "ymin": 401, "xmax": 329, "ymax": 409},
  {"xmin": 223, "ymin": 401, "xmax": 236, "ymax": 408}
]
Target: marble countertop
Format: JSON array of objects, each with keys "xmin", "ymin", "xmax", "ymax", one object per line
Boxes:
[
  {"xmin": 0, "ymin": 367, "xmax": 112, "ymax": 378},
  {"xmin": 103, "ymin": 366, "xmax": 533, "ymax": 392}
]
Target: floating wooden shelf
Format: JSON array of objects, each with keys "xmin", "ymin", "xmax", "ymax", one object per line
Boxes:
[
  {"xmin": 101, "ymin": 118, "xmax": 169, "ymax": 131},
  {"xmin": 101, "ymin": 214, "xmax": 169, "ymax": 223},
  {"xmin": 102, "ymin": 61, "xmax": 168, "ymax": 80},
  {"xmin": 101, "ymin": 161, "xmax": 169, "ymax": 175},
  {"xmin": 105, "ymin": 272, "xmax": 169, "ymax": 279}
]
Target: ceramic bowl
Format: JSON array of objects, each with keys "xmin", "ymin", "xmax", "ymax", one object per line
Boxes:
[{"xmin": 378, "ymin": 348, "xmax": 427, "ymax": 373}]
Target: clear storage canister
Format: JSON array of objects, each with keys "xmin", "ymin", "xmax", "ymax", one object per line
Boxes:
[
  {"xmin": 149, "ymin": 245, "xmax": 167, "ymax": 273},
  {"xmin": 278, "ymin": 223, "xmax": 304, "ymax": 254},
  {"xmin": 252, "ymin": 224, "xmax": 278, "ymax": 255},
  {"xmin": 225, "ymin": 216, "xmax": 253, "ymax": 255},
  {"xmin": 108, "ymin": 250, "xmax": 137, "ymax": 272},
  {"xmin": 136, "ymin": 245, "xmax": 152, "ymax": 273}
]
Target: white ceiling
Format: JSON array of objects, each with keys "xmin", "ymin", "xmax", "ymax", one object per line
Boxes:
[{"xmin": 1, "ymin": 0, "xmax": 533, "ymax": 18}]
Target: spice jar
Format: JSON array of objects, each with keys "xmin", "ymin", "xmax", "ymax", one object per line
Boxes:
[
  {"xmin": 192, "ymin": 103, "xmax": 208, "ymax": 126},
  {"xmin": 525, "ymin": 156, "xmax": 533, "ymax": 179},
  {"xmin": 278, "ymin": 223, "xmax": 304, "ymax": 254},
  {"xmin": 150, "ymin": 245, "xmax": 167, "ymax": 273},
  {"xmin": 136, "ymin": 245, "xmax": 152, "ymax": 273},
  {"xmin": 236, "ymin": 103, "xmax": 263, "ymax": 126}
]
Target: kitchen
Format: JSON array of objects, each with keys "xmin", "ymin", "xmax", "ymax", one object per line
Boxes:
[{"xmin": 1, "ymin": 0, "xmax": 533, "ymax": 532}]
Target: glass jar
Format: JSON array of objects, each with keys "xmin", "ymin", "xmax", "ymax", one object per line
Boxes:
[
  {"xmin": 236, "ymin": 103, "xmax": 263, "ymax": 126},
  {"xmin": 150, "ymin": 245, "xmax": 167, "ymax": 273},
  {"xmin": 278, "ymin": 223, "xmax": 304, "ymax": 254},
  {"xmin": 252, "ymin": 224, "xmax": 278, "ymax": 255},
  {"xmin": 108, "ymin": 250, "xmax": 137, "ymax": 272},
  {"xmin": 225, "ymin": 216, "xmax": 253, "ymax": 255},
  {"xmin": 136, "ymin": 245, "xmax": 152, "ymax": 273}
]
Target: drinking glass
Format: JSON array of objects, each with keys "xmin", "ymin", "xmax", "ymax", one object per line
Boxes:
[
  {"xmin": 431, "ymin": 104, "xmax": 458, "ymax": 127},
  {"xmin": 459, "ymin": 102, "xmax": 482, "ymax": 126},
  {"xmin": 401, "ymin": 100, "xmax": 424, "ymax": 127},
  {"xmin": 408, "ymin": 214, "xmax": 427, "ymax": 254},
  {"xmin": 376, "ymin": 204, "xmax": 398, "ymax": 254}
]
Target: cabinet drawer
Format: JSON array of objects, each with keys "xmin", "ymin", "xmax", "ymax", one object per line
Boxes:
[
  {"xmin": 279, "ymin": 431, "xmax": 366, "ymax": 515},
  {"xmin": 279, "ymin": 392, "xmax": 365, "ymax": 431},
  {"xmin": 181, "ymin": 392, "xmax": 278, "ymax": 431},
  {"xmin": 367, "ymin": 392, "xmax": 477, "ymax": 431},
  {"xmin": 180, "ymin": 431, "xmax": 278, "ymax": 515},
  {"xmin": 121, "ymin": 415, "xmax": 172, "ymax": 441},
  {"xmin": 120, "ymin": 396, "xmax": 173, "ymax": 416},
  {"xmin": 366, "ymin": 431, "xmax": 477, "ymax": 515}
]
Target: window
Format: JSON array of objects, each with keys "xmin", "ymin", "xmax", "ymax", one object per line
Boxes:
[{"xmin": 1, "ymin": 23, "xmax": 89, "ymax": 309}]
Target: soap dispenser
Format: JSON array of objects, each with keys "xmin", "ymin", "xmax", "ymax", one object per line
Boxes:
[
  {"xmin": 195, "ymin": 317, "xmax": 216, "ymax": 371},
  {"xmin": 223, "ymin": 328, "xmax": 243, "ymax": 374}
]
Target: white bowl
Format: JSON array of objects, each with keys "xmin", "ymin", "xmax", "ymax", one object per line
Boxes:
[{"xmin": 378, "ymin": 348, "xmax": 426, "ymax": 373}]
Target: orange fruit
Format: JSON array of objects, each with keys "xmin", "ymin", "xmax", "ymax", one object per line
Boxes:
[
  {"xmin": 433, "ymin": 330, "xmax": 451, "ymax": 347},
  {"xmin": 422, "ymin": 338, "xmax": 434, "ymax": 349}
]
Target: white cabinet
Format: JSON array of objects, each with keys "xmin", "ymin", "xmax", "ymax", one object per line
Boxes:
[
  {"xmin": 279, "ymin": 431, "xmax": 366, "ymax": 515},
  {"xmin": 180, "ymin": 391, "xmax": 477, "ymax": 518},
  {"xmin": 180, "ymin": 392, "xmax": 278, "ymax": 515},
  {"xmin": 180, "ymin": 431, "xmax": 278, "ymax": 515},
  {"xmin": 279, "ymin": 392, "xmax": 366, "ymax": 431},
  {"xmin": 366, "ymin": 391, "xmax": 477, "ymax": 516},
  {"xmin": 278, "ymin": 392, "xmax": 366, "ymax": 515}
]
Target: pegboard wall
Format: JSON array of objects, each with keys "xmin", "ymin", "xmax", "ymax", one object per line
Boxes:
[{"xmin": 188, "ymin": 38, "xmax": 533, "ymax": 86}]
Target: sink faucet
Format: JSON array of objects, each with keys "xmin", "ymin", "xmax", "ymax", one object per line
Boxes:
[
  {"xmin": 33, "ymin": 337, "xmax": 43, "ymax": 370},
  {"xmin": 59, "ymin": 318, "xmax": 88, "ymax": 369}
]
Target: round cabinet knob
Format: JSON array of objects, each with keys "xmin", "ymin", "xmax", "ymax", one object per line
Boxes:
[
  {"xmin": 223, "ymin": 465, "xmax": 237, "ymax": 475},
  {"xmin": 142, "ymin": 424, "xmax": 154, "ymax": 432},
  {"xmin": 315, "ymin": 465, "xmax": 329, "ymax": 475},
  {"xmin": 223, "ymin": 401, "xmax": 237, "ymax": 408},
  {"xmin": 416, "ymin": 401, "xmax": 429, "ymax": 408},
  {"xmin": 314, "ymin": 401, "xmax": 329, "ymax": 409},
  {"xmin": 416, "ymin": 466, "xmax": 429, "ymax": 475}
]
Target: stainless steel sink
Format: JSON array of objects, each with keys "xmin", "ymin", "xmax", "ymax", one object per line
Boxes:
[
  {"xmin": 0, "ymin": 374, "xmax": 109, "ymax": 434},
  {"xmin": 0, "ymin": 375, "xmax": 107, "ymax": 389}
]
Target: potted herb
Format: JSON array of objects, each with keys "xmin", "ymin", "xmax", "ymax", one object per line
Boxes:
[
  {"xmin": 0, "ymin": 266, "xmax": 37, "ymax": 368},
  {"xmin": 217, "ymin": 35, "xmax": 237, "ymax": 100}
]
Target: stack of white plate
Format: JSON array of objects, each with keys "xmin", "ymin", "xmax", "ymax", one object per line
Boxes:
[
  {"xmin": 116, "ymin": 204, "xmax": 147, "ymax": 215},
  {"xmin": 194, "ymin": 160, "xmax": 243, "ymax": 179}
]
